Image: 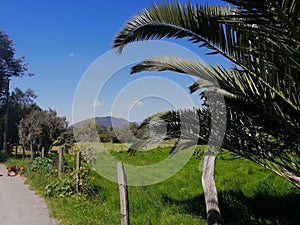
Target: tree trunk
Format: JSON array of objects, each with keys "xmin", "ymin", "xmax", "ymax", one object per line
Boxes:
[
  {"xmin": 202, "ymin": 155, "xmax": 222, "ymax": 225},
  {"xmin": 41, "ymin": 147, "xmax": 45, "ymax": 158},
  {"xmin": 14, "ymin": 145, "xmax": 18, "ymax": 158},
  {"xmin": 30, "ymin": 142, "xmax": 34, "ymax": 161},
  {"xmin": 2, "ymin": 78, "xmax": 9, "ymax": 153},
  {"xmin": 22, "ymin": 145, "xmax": 26, "ymax": 158}
]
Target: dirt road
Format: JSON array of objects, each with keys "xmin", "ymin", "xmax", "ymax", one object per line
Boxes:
[{"xmin": 0, "ymin": 163, "xmax": 59, "ymax": 225}]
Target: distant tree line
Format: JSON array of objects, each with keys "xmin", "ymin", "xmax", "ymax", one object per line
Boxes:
[
  {"xmin": 18, "ymin": 108, "xmax": 67, "ymax": 159},
  {"xmin": 74, "ymin": 119, "xmax": 139, "ymax": 144}
]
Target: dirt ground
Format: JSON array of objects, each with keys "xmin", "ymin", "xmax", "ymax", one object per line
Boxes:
[{"xmin": 0, "ymin": 163, "xmax": 59, "ymax": 225}]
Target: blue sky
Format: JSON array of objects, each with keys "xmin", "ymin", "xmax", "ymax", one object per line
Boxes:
[{"xmin": 1, "ymin": 0, "xmax": 228, "ymax": 124}]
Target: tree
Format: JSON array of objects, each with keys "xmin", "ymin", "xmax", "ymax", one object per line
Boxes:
[
  {"xmin": 105, "ymin": 123, "xmax": 140, "ymax": 144},
  {"xmin": 73, "ymin": 119, "xmax": 100, "ymax": 142},
  {"xmin": 54, "ymin": 127, "xmax": 76, "ymax": 152},
  {"xmin": 0, "ymin": 30, "xmax": 33, "ymax": 152},
  {"xmin": 5, "ymin": 88, "xmax": 38, "ymax": 148},
  {"xmin": 96, "ymin": 124, "xmax": 110, "ymax": 142},
  {"xmin": 108, "ymin": 126, "xmax": 119, "ymax": 143},
  {"xmin": 129, "ymin": 122, "xmax": 139, "ymax": 138},
  {"xmin": 18, "ymin": 108, "xmax": 67, "ymax": 159},
  {"xmin": 113, "ymin": 1, "xmax": 300, "ymax": 224}
]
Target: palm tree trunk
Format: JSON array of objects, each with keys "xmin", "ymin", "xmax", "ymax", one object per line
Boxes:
[{"xmin": 202, "ymin": 155, "xmax": 222, "ymax": 225}]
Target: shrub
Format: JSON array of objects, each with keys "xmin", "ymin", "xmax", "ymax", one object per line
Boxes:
[
  {"xmin": 45, "ymin": 178, "xmax": 74, "ymax": 197},
  {"xmin": 27, "ymin": 157, "xmax": 54, "ymax": 174}
]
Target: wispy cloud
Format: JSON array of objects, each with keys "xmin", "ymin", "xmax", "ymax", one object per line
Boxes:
[
  {"xmin": 91, "ymin": 100, "xmax": 102, "ymax": 108},
  {"xmin": 129, "ymin": 100, "xmax": 144, "ymax": 109},
  {"xmin": 69, "ymin": 52, "xmax": 75, "ymax": 57}
]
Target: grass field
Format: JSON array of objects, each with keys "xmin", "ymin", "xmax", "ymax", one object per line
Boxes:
[{"xmin": 1, "ymin": 146, "xmax": 299, "ymax": 225}]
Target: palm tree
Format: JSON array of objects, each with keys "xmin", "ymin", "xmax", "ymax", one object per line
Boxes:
[{"xmin": 112, "ymin": 1, "xmax": 300, "ymax": 224}]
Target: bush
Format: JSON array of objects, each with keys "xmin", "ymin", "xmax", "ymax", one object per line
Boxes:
[
  {"xmin": 45, "ymin": 178, "xmax": 74, "ymax": 197},
  {"xmin": 27, "ymin": 157, "xmax": 54, "ymax": 174}
]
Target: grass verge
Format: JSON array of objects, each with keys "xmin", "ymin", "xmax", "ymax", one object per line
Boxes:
[{"xmin": 1, "ymin": 147, "xmax": 299, "ymax": 225}]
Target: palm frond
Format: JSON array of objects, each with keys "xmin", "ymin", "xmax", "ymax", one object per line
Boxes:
[
  {"xmin": 223, "ymin": 0, "xmax": 300, "ymax": 40},
  {"xmin": 131, "ymin": 56, "xmax": 300, "ymax": 137},
  {"xmin": 133, "ymin": 107, "xmax": 300, "ymax": 187},
  {"xmin": 114, "ymin": 3, "xmax": 232, "ymax": 52},
  {"xmin": 113, "ymin": 1, "xmax": 300, "ymax": 114}
]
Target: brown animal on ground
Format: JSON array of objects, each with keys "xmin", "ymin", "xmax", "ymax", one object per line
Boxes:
[{"xmin": 6, "ymin": 166, "xmax": 24, "ymax": 176}]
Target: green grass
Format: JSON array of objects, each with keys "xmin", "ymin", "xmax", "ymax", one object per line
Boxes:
[
  {"xmin": 0, "ymin": 154, "xmax": 32, "ymax": 172},
  {"xmin": 1, "ymin": 147, "xmax": 299, "ymax": 225}
]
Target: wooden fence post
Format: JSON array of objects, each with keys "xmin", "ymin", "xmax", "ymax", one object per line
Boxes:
[
  {"xmin": 58, "ymin": 147, "xmax": 63, "ymax": 178},
  {"xmin": 76, "ymin": 151, "xmax": 81, "ymax": 193},
  {"xmin": 117, "ymin": 162, "xmax": 129, "ymax": 225},
  {"xmin": 41, "ymin": 147, "xmax": 45, "ymax": 158}
]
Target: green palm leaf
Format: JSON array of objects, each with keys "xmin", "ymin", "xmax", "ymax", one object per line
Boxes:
[
  {"xmin": 131, "ymin": 56, "xmax": 300, "ymax": 137},
  {"xmin": 133, "ymin": 107, "xmax": 300, "ymax": 187},
  {"xmin": 113, "ymin": 1, "xmax": 300, "ymax": 113}
]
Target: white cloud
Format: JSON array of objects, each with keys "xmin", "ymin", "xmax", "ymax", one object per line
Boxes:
[
  {"xmin": 91, "ymin": 100, "xmax": 102, "ymax": 108},
  {"xmin": 129, "ymin": 100, "xmax": 144, "ymax": 109},
  {"xmin": 69, "ymin": 52, "xmax": 75, "ymax": 57}
]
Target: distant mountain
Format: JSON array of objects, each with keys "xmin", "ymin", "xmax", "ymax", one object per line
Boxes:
[
  {"xmin": 94, "ymin": 116, "xmax": 130, "ymax": 128},
  {"xmin": 73, "ymin": 116, "xmax": 134, "ymax": 128}
]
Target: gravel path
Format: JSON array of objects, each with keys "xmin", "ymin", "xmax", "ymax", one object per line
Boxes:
[{"xmin": 0, "ymin": 163, "xmax": 59, "ymax": 225}]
